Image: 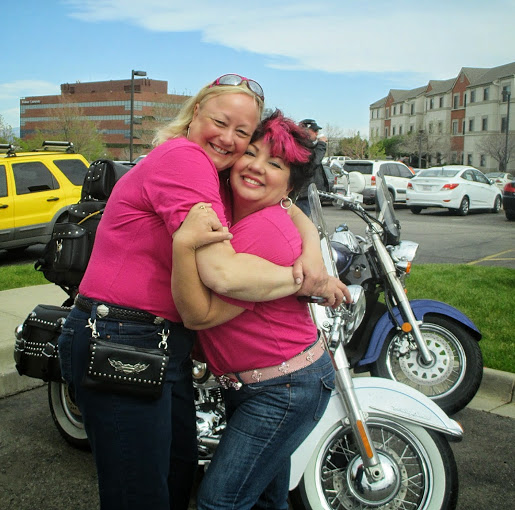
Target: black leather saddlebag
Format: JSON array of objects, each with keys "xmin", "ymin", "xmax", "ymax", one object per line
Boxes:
[{"xmin": 14, "ymin": 304, "xmax": 71, "ymax": 381}]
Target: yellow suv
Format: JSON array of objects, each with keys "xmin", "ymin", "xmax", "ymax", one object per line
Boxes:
[{"xmin": 0, "ymin": 141, "xmax": 89, "ymax": 251}]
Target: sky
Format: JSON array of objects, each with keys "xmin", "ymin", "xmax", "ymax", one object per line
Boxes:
[{"xmin": 2, "ymin": 0, "xmax": 515, "ymax": 139}]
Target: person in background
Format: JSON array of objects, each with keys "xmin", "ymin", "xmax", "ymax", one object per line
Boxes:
[
  {"xmin": 58, "ymin": 75, "xmax": 345, "ymax": 510},
  {"xmin": 295, "ymin": 118, "xmax": 328, "ymax": 217},
  {"xmin": 172, "ymin": 110, "xmax": 346, "ymax": 510}
]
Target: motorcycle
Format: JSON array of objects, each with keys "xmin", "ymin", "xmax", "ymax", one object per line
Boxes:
[
  {"xmin": 14, "ymin": 175, "xmax": 463, "ymax": 509},
  {"xmin": 326, "ymin": 166, "xmax": 483, "ymax": 415}
]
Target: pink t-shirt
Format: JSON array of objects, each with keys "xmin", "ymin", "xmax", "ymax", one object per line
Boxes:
[
  {"xmin": 79, "ymin": 137, "xmax": 227, "ymax": 322},
  {"xmin": 197, "ymin": 204, "xmax": 318, "ymax": 376}
]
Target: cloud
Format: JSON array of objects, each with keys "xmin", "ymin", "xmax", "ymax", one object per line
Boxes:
[
  {"xmin": 0, "ymin": 80, "xmax": 60, "ymax": 128},
  {"xmin": 63, "ymin": 0, "xmax": 515, "ymax": 77},
  {"xmin": 0, "ymin": 80, "xmax": 60, "ymax": 100}
]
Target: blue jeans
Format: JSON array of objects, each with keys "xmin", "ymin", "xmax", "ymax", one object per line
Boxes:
[
  {"xmin": 58, "ymin": 306, "xmax": 197, "ymax": 510},
  {"xmin": 196, "ymin": 352, "xmax": 335, "ymax": 510},
  {"xmin": 295, "ymin": 197, "xmax": 311, "ymax": 218}
]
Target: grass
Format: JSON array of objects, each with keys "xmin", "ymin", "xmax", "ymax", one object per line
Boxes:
[
  {"xmin": 1, "ymin": 263, "xmax": 514, "ymax": 373},
  {"xmin": 405, "ymin": 264, "xmax": 514, "ymax": 374}
]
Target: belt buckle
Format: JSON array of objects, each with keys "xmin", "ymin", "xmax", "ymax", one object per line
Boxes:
[{"xmin": 218, "ymin": 375, "xmax": 242, "ymax": 391}]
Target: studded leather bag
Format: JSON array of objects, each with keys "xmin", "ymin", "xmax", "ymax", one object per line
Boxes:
[{"xmin": 81, "ymin": 319, "xmax": 170, "ymax": 400}]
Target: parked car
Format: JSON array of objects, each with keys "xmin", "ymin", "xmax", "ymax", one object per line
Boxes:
[
  {"xmin": 485, "ymin": 172, "xmax": 514, "ymax": 190},
  {"xmin": 0, "ymin": 141, "xmax": 89, "ymax": 251},
  {"xmin": 502, "ymin": 179, "xmax": 515, "ymax": 221},
  {"xmin": 406, "ymin": 165, "xmax": 502, "ymax": 216},
  {"xmin": 335, "ymin": 159, "xmax": 414, "ymax": 205}
]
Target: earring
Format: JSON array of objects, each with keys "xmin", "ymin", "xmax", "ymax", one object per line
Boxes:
[
  {"xmin": 280, "ymin": 197, "xmax": 293, "ymax": 210},
  {"xmin": 187, "ymin": 126, "xmax": 190, "ymax": 138}
]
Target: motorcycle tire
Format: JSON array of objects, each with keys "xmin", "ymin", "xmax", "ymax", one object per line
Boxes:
[
  {"xmin": 290, "ymin": 417, "xmax": 458, "ymax": 510},
  {"xmin": 370, "ymin": 315, "xmax": 483, "ymax": 415},
  {"xmin": 48, "ymin": 381, "xmax": 90, "ymax": 450}
]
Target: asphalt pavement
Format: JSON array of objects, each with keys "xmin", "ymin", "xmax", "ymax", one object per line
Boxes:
[{"xmin": 1, "ymin": 284, "xmax": 514, "ymax": 418}]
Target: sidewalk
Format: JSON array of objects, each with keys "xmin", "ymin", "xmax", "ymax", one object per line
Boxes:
[{"xmin": 1, "ymin": 284, "xmax": 514, "ymax": 418}]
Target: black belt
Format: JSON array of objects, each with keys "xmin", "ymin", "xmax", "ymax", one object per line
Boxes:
[{"xmin": 75, "ymin": 294, "xmax": 165, "ymax": 325}]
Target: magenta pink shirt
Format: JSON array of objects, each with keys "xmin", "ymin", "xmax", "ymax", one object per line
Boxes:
[
  {"xmin": 197, "ymin": 204, "xmax": 318, "ymax": 376},
  {"xmin": 79, "ymin": 138, "xmax": 228, "ymax": 322}
]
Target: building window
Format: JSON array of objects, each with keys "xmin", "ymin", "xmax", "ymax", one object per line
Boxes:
[
  {"xmin": 392, "ymin": 126, "xmax": 396, "ymax": 135},
  {"xmin": 385, "ymin": 127, "xmax": 389, "ymax": 137},
  {"xmin": 386, "ymin": 108, "xmax": 390, "ymax": 119},
  {"xmin": 480, "ymin": 154, "xmax": 486, "ymax": 167},
  {"xmin": 409, "ymin": 125, "xmax": 414, "ymax": 133},
  {"xmin": 399, "ymin": 126, "xmax": 403, "ymax": 135},
  {"xmin": 502, "ymin": 85, "xmax": 511, "ymax": 101},
  {"xmin": 429, "ymin": 98, "xmax": 434, "ymax": 110},
  {"xmin": 438, "ymin": 122, "xmax": 443, "ymax": 134},
  {"xmin": 439, "ymin": 97, "xmax": 444, "ymax": 108},
  {"xmin": 469, "ymin": 118, "xmax": 474, "ymax": 132},
  {"xmin": 410, "ymin": 103, "xmax": 414, "ymax": 115},
  {"xmin": 470, "ymin": 90, "xmax": 476, "ymax": 103},
  {"xmin": 453, "ymin": 94, "xmax": 459, "ymax": 109},
  {"xmin": 482, "ymin": 117, "xmax": 488, "ymax": 131},
  {"xmin": 393, "ymin": 106, "xmax": 397, "ymax": 115},
  {"xmin": 501, "ymin": 116, "xmax": 507, "ymax": 133},
  {"xmin": 462, "ymin": 120, "xmax": 466, "ymax": 134},
  {"xmin": 400, "ymin": 105, "xmax": 403, "ymax": 114},
  {"xmin": 483, "ymin": 87, "xmax": 489, "ymax": 101},
  {"xmin": 467, "ymin": 154, "xmax": 472, "ymax": 165},
  {"xmin": 428, "ymin": 123, "xmax": 434, "ymax": 134},
  {"xmin": 452, "ymin": 120, "xmax": 458, "ymax": 134}
]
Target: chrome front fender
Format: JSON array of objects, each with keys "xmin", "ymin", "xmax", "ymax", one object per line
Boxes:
[
  {"xmin": 289, "ymin": 376, "xmax": 463, "ymax": 490},
  {"xmin": 356, "ymin": 299, "xmax": 482, "ymax": 368}
]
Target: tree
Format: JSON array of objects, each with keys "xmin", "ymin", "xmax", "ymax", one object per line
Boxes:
[
  {"xmin": 0, "ymin": 114, "xmax": 15, "ymax": 144},
  {"xmin": 24, "ymin": 101, "xmax": 108, "ymax": 161},
  {"xmin": 475, "ymin": 133, "xmax": 515, "ymax": 172},
  {"xmin": 338, "ymin": 131, "xmax": 368, "ymax": 159},
  {"xmin": 323, "ymin": 123, "xmax": 345, "ymax": 156},
  {"xmin": 399, "ymin": 131, "xmax": 451, "ymax": 168}
]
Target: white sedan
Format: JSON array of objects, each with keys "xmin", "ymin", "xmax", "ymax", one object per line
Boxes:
[
  {"xmin": 406, "ymin": 165, "xmax": 502, "ymax": 216},
  {"xmin": 485, "ymin": 172, "xmax": 514, "ymax": 190}
]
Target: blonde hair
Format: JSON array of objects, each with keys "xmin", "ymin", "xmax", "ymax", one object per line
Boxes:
[{"xmin": 153, "ymin": 82, "xmax": 264, "ymax": 146}]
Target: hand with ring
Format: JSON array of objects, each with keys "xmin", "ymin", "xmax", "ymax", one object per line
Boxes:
[{"xmin": 173, "ymin": 202, "xmax": 233, "ymax": 250}]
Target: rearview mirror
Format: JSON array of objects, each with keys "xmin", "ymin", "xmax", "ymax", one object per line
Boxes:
[{"xmin": 329, "ymin": 160, "xmax": 344, "ymax": 176}]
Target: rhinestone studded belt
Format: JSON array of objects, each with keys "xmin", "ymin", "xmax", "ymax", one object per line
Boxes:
[
  {"xmin": 75, "ymin": 294, "xmax": 165, "ymax": 325},
  {"xmin": 217, "ymin": 339, "xmax": 326, "ymax": 390}
]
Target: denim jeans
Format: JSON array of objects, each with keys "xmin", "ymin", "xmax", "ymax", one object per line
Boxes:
[
  {"xmin": 58, "ymin": 306, "xmax": 197, "ymax": 510},
  {"xmin": 196, "ymin": 352, "xmax": 335, "ymax": 510},
  {"xmin": 294, "ymin": 197, "xmax": 311, "ymax": 218}
]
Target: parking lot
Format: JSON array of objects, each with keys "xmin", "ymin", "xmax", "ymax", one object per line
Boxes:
[{"xmin": 322, "ymin": 204, "xmax": 515, "ymax": 269}]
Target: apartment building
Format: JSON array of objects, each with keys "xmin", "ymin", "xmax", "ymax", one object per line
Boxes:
[
  {"xmin": 370, "ymin": 62, "xmax": 514, "ymax": 172},
  {"xmin": 20, "ymin": 78, "xmax": 190, "ymax": 159}
]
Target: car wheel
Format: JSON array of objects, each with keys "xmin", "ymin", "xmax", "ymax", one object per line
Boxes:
[
  {"xmin": 491, "ymin": 195, "xmax": 502, "ymax": 213},
  {"xmin": 457, "ymin": 196, "xmax": 469, "ymax": 216},
  {"xmin": 410, "ymin": 207, "xmax": 423, "ymax": 214}
]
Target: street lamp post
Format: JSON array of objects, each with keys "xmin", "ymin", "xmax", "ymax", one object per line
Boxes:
[
  {"xmin": 502, "ymin": 89, "xmax": 511, "ymax": 172},
  {"xmin": 417, "ymin": 129, "xmax": 424, "ymax": 168},
  {"xmin": 130, "ymin": 70, "xmax": 147, "ymax": 162}
]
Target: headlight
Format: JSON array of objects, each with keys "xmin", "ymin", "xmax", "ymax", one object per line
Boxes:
[{"xmin": 344, "ymin": 285, "xmax": 366, "ymax": 336}]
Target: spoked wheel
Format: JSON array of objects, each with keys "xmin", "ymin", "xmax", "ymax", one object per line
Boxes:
[
  {"xmin": 370, "ymin": 315, "xmax": 483, "ymax": 415},
  {"xmin": 455, "ymin": 197, "xmax": 469, "ymax": 216},
  {"xmin": 290, "ymin": 418, "xmax": 458, "ymax": 510},
  {"xmin": 48, "ymin": 381, "xmax": 90, "ymax": 450},
  {"xmin": 491, "ymin": 196, "xmax": 501, "ymax": 213}
]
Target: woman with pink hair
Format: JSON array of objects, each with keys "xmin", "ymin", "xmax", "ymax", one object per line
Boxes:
[{"xmin": 173, "ymin": 110, "xmax": 339, "ymax": 510}]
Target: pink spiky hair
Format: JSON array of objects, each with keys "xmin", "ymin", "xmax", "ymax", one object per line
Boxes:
[{"xmin": 259, "ymin": 110, "xmax": 312, "ymax": 165}]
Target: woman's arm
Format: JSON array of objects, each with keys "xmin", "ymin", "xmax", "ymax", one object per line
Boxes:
[
  {"xmin": 288, "ymin": 204, "xmax": 330, "ymax": 296},
  {"xmin": 183, "ymin": 203, "xmax": 345, "ymax": 306},
  {"xmin": 172, "ymin": 242, "xmax": 245, "ymax": 330}
]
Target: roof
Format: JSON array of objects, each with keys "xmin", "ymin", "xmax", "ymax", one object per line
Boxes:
[
  {"xmin": 468, "ymin": 61, "xmax": 515, "ymax": 87},
  {"xmin": 426, "ymin": 78, "xmax": 455, "ymax": 96}
]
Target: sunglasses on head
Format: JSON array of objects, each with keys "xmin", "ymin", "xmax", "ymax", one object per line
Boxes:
[{"xmin": 209, "ymin": 74, "xmax": 264, "ymax": 101}]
